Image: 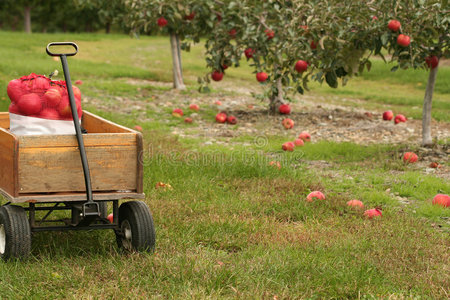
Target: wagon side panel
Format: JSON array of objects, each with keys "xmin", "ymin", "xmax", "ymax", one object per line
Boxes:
[
  {"xmin": 0, "ymin": 127, "xmax": 19, "ymax": 198},
  {"xmin": 17, "ymin": 134, "xmax": 138, "ymax": 194}
]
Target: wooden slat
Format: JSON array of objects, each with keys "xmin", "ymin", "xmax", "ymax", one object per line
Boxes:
[
  {"xmin": 136, "ymin": 132, "xmax": 144, "ymax": 194},
  {"xmin": 18, "ymin": 145, "xmax": 138, "ymax": 193},
  {"xmin": 19, "ymin": 133, "xmax": 137, "ymax": 148},
  {"xmin": 4, "ymin": 191, "xmax": 145, "ymax": 203},
  {"xmin": 0, "ymin": 112, "xmax": 10, "ymax": 129},
  {"xmin": 82, "ymin": 111, "xmax": 135, "ymax": 134},
  {"xmin": 0, "ymin": 127, "xmax": 18, "ymax": 197}
]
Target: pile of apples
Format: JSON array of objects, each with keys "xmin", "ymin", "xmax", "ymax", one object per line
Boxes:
[
  {"xmin": 382, "ymin": 110, "xmax": 407, "ymax": 124},
  {"xmin": 282, "ymin": 131, "xmax": 311, "ymax": 151},
  {"xmin": 7, "ymin": 73, "xmax": 82, "ymax": 120}
]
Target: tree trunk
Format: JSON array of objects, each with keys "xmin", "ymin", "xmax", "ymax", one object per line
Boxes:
[
  {"xmin": 269, "ymin": 77, "xmax": 284, "ymax": 114},
  {"xmin": 24, "ymin": 6, "xmax": 32, "ymax": 34},
  {"xmin": 170, "ymin": 33, "xmax": 186, "ymax": 90},
  {"xmin": 105, "ymin": 22, "xmax": 111, "ymax": 34},
  {"xmin": 422, "ymin": 65, "xmax": 439, "ymax": 146}
]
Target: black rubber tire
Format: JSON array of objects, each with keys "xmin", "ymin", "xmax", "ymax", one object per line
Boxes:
[
  {"xmin": 0, "ymin": 205, "xmax": 31, "ymax": 261},
  {"xmin": 97, "ymin": 202, "xmax": 108, "ymax": 219},
  {"xmin": 116, "ymin": 201, "xmax": 155, "ymax": 253}
]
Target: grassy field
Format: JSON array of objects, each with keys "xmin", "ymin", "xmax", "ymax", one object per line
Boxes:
[{"xmin": 0, "ymin": 31, "xmax": 449, "ymax": 299}]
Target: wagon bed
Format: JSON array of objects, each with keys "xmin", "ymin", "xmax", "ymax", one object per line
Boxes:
[{"xmin": 0, "ymin": 111, "xmax": 144, "ymax": 203}]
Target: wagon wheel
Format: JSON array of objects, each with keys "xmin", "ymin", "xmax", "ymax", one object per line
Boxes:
[
  {"xmin": 116, "ymin": 201, "xmax": 155, "ymax": 253},
  {"xmin": 0, "ymin": 205, "xmax": 31, "ymax": 260}
]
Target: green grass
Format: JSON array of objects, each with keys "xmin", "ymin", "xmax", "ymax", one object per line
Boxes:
[{"xmin": 0, "ymin": 31, "xmax": 449, "ymax": 298}]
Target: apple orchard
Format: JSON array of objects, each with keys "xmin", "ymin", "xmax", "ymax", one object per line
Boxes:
[{"xmin": 123, "ymin": 0, "xmax": 449, "ymax": 146}]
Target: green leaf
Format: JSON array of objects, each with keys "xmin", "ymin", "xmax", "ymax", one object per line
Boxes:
[
  {"xmin": 391, "ymin": 66, "xmax": 399, "ymax": 72},
  {"xmin": 297, "ymin": 85, "xmax": 304, "ymax": 94},
  {"xmin": 325, "ymin": 71, "xmax": 338, "ymax": 88}
]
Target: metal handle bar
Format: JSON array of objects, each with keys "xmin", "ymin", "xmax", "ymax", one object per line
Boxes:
[{"xmin": 46, "ymin": 42, "xmax": 78, "ymax": 57}]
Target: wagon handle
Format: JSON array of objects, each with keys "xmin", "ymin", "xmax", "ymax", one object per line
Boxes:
[
  {"xmin": 46, "ymin": 42, "xmax": 99, "ymax": 217},
  {"xmin": 46, "ymin": 42, "xmax": 78, "ymax": 57}
]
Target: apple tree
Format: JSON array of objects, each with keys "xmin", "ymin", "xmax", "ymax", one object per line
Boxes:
[
  {"xmin": 123, "ymin": 0, "xmax": 218, "ymax": 90},
  {"xmin": 202, "ymin": 0, "xmax": 381, "ymax": 113},
  {"xmin": 370, "ymin": 0, "xmax": 449, "ymax": 146}
]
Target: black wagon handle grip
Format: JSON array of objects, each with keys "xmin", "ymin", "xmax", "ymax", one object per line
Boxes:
[{"xmin": 46, "ymin": 42, "xmax": 78, "ymax": 57}]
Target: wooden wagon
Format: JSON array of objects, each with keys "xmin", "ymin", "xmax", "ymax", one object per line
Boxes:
[{"xmin": 0, "ymin": 111, "xmax": 155, "ymax": 259}]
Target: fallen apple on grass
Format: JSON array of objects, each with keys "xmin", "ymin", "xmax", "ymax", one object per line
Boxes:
[
  {"xmin": 282, "ymin": 118, "xmax": 294, "ymax": 129},
  {"xmin": 306, "ymin": 191, "xmax": 325, "ymax": 202},
  {"xmin": 107, "ymin": 214, "xmax": 114, "ymax": 223},
  {"xmin": 189, "ymin": 103, "xmax": 199, "ymax": 111},
  {"xmin": 269, "ymin": 161, "xmax": 281, "ymax": 169},
  {"xmin": 403, "ymin": 152, "xmax": 418, "ymax": 163},
  {"xmin": 215, "ymin": 112, "xmax": 227, "ymax": 123},
  {"xmin": 172, "ymin": 108, "xmax": 183, "ymax": 117},
  {"xmin": 155, "ymin": 182, "xmax": 173, "ymax": 190},
  {"xmin": 432, "ymin": 194, "xmax": 449, "ymax": 207},
  {"xmin": 184, "ymin": 117, "xmax": 193, "ymax": 123},
  {"xmin": 382, "ymin": 110, "xmax": 394, "ymax": 121},
  {"xmin": 215, "ymin": 100, "xmax": 222, "ymax": 106},
  {"xmin": 75, "ymin": 80, "xmax": 83, "ymax": 85},
  {"xmin": 134, "ymin": 125, "xmax": 143, "ymax": 131},
  {"xmin": 294, "ymin": 139, "xmax": 304, "ymax": 147},
  {"xmin": 298, "ymin": 131, "xmax": 311, "ymax": 142},
  {"xmin": 282, "ymin": 142, "xmax": 295, "ymax": 152},
  {"xmin": 394, "ymin": 114, "xmax": 407, "ymax": 124},
  {"xmin": 347, "ymin": 199, "xmax": 364, "ymax": 209},
  {"xmin": 364, "ymin": 208, "xmax": 382, "ymax": 219},
  {"xmin": 429, "ymin": 162, "xmax": 440, "ymax": 168},
  {"xmin": 227, "ymin": 115, "xmax": 237, "ymax": 125}
]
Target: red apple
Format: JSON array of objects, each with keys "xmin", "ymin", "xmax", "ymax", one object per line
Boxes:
[
  {"xmin": 432, "ymin": 194, "xmax": 450, "ymax": 207},
  {"xmin": 372, "ymin": 16, "xmax": 378, "ymax": 21},
  {"xmin": 189, "ymin": 103, "xmax": 199, "ymax": 111},
  {"xmin": 310, "ymin": 41, "xmax": 317, "ymax": 50},
  {"xmin": 279, "ymin": 104, "xmax": 291, "ymax": 115},
  {"xmin": 397, "ymin": 34, "xmax": 410, "ymax": 47},
  {"xmin": 215, "ymin": 100, "xmax": 222, "ymax": 106},
  {"xmin": 184, "ymin": 12, "xmax": 195, "ymax": 21},
  {"xmin": 227, "ymin": 115, "xmax": 237, "ymax": 125},
  {"xmin": 265, "ymin": 29, "xmax": 275, "ymax": 40},
  {"xmin": 394, "ymin": 114, "xmax": 407, "ymax": 124},
  {"xmin": 9, "ymin": 103, "xmax": 20, "ymax": 114},
  {"xmin": 256, "ymin": 72, "xmax": 268, "ymax": 82},
  {"xmin": 172, "ymin": 108, "xmax": 183, "ymax": 117},
  {"xmin": 269, "ymin": 161, "xmax": 281, "ymax": 169},
  {"xmin": 364, "ymin": 208, "xmax": 382, "ymax": 219},
  {"xmin": 295, "ymin": 60, "xmax": 308, "ymax": 73},
  {"xmin": 107, "ymin": 213, "xmax": 114, "ymax": 223},
  {"xmin": 388, "ymin": 20, "xmax": 401, "ymax": 32},
  {"xmin": 184, "ymin": 117, "xmax": 193, "ymax": 123},
  {"xmin": 33, "ymin": 76, "xmax": 50, "ymax": 91},
  {"xmin": 75, "ymin": 80, "xmax": 83, "ymax": 85},
  {"xmin": 7, "ymin": 79, "xmax": 24, "ymax": 103},
  {"xmin": 244, "ymin": 48, "xmax": 255, "ymax": 59},
  {"xmin": 306, "ymin": 191, "xmax": 325, "ymax": 202},
  {"xmin": 222, "ymin": 64, "xmax": 229, "ymax": 70},
  {"xmin": 403, "ymin": 152, "xmax": 418, "ymax": 163},
  {"xmin": 71, "ymin": 85, "xmax": 81, "ymax": 101},
  {"xmin": 211, "ymin": 70, "xmax": 224, "ymax": 81},
  {"xmin": 134, "ymin": 125, "xmax": 143, "ymax": 131},
  {"xmin": 347, "ymin": 199, "xmax": 364, "ymax": 209},
  {"xmin": 39, "ymin": 109, "xmax": 60, "ymax": 120},
  {"xmin": 425, "ymin": 56, "xmax": 439, "ymax": 69},
  {"xmin": 44, "ymin": 88, "xmax": 62, "ymax": 107},
  {"xmin": 215, "ymin": 112, "xmax": 227, "ymax": 123},
  {"xmin": 294, "ymin": 139, "xmax": 304, "ymax": 147},
  {"xmin": 282, "ymin": 118, "xmax": 294, "ymax": 129},
  {"xmin": 57, "ymin": 99, "xmax": 73, "ymax": 119},
  {"xmin": 17, "ymin": 93, "xmax": 42, "ymax": 116},
  {"xmin": 282, "ymin": 141, "xmax": 295, "ymax": 152},
  {"xmin": 382, "ymin": 110, "xmax": 394, "ymax": 121},
  {"xmin": 429, "ymin": 162, "xmax": 439, "ymax": 168},
  {"xmin": 298, "ymin": 131, "xmax": 311, "ymax": 142},
  {"xmin": 157, "ymin": 17, "xmax": 168, "ymax": 27},
  {"xmin": 228, "ymin": 28, "xmax": 237, "ymax": 38}
]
